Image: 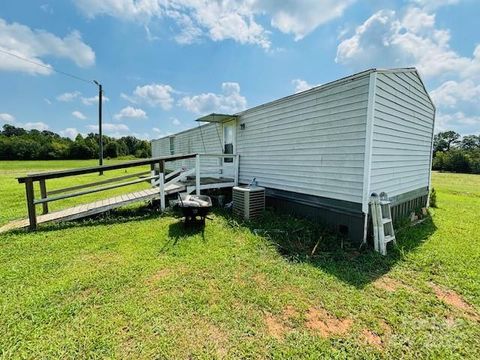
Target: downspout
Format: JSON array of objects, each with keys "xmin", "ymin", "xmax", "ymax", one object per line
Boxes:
[{"xmin": 361, "ymin": 71, "xmax": 377, "ymax": 246}]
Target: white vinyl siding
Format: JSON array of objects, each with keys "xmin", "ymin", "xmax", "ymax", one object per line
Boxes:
[
  {"xmin": 369, "ymin": 71, "xmax": 435, "ymax": 197},
  {"xmin": 151, "ymin": 68, "xmax": 435, "ymax": 210},
  {"xmin": 151, "ymin": 138, "xmax": 169, "ymax": 158},
  {"xmin": 151, "ymin": 123, "xmax": 223, "ymax": 170},
  {"xmin": 237, "ymin": 75, "xmax": 370, "ymax": 203}
]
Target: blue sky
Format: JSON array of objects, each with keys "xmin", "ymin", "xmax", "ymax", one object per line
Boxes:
[{"xmin": 0, "ymin": 0, "xmax": 478, "ymax": 139}]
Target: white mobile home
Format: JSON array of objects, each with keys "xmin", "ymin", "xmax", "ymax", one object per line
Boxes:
[{"xmin": 152, "ymin": 68, "xmax": 435, "ymax": 243}]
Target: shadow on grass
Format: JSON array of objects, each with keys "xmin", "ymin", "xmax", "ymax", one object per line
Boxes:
[
  {"xmin": 230, "ymin": 209, "xmax": 437, "ymax": 289},
  {"xmin": 5, "ymin": 202, "xmax": 437, "ymax": 289},
  {"xmin": 162, "ymin": 219, "xmax": 206, "ymax": 250},
  {"xmin": 6, "ymin": 204, "xmax": 164, "ymax": 235}
]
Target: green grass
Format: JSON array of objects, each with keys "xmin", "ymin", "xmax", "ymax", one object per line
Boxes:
[{"xmin": 0, "ymin": 162, "xmax": 479, "ymax": 359}]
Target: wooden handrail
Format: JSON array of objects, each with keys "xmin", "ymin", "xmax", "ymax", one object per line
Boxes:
[
  {"xmin": 198, "ymin": 153, "xmax": 237, "ymax": 158},
  {"xmin": 18, "ymin": 152, "xmax": 238, "ymax": 230},
  {"xmin": 48, "ymin": 170, "xmax": 151, "ymax": 196},
  {"xmin": 17, "ymin": 153, "xmax": 197, "ymax": 183},
  {"xmin": 33, "ymin": 175, "xmax": 159, "ymax": 205}
]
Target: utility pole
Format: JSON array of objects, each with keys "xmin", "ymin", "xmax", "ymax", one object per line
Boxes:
[{"xmin": 93, "ymin": 80, "xmax": 103, "ymax": 175}]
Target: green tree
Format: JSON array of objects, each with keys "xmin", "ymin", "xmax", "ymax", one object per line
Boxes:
[
  {"xmin": 104, "ymin": 142, "xmax": 119, "ymax": 158},
  {"xmin": 434, "ymin": 131, "xmax": 460, "ymax": 153},
  {"xmin": 460, "ymin": 135, "xmax": 480, "ymax": 150}
]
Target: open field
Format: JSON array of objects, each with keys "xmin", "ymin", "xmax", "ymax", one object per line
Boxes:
[{"xmin": 0, "ymin": 161, "xmax": 479, "ymax": 358}]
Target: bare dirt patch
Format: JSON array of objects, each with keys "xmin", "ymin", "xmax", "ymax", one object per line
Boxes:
[
  {"xmin": 379, "ymin": 319, "xmax": 392, "ymax": 336},
  {"xmin": 204, "ymin": 322, "xmax": 229, "ymax": 358},
  {"xmin": 305, "ymin": 307, "xmax": 353, "ymax": 337},
  {"xmin": 362, "ymin": 329, "xmax": 383, "ymax": 349},
  {"xmin": 373, "ymin": 276, "xmax": 403, "ymax": 292},
  {"xmin": 252, "ymin": 273, "xmax": 268, "ymax": 287},
  {"xmin": 145, "ymin": 268, "xmax": 172, "ymax": 285},
  {"xmin": 430, "ymin": 283, "xmax": 480, "ymax": 321},
  {"xmin": 445, "ymin": 315, "xmax": 456, "ymax": 328},
  {"xmin": 264, "ymin": 312, "xmax": 288, "ymax": 340},
  {"xmin": 282, "ymin": 305, "xmax": 299, "ymax": 320}
]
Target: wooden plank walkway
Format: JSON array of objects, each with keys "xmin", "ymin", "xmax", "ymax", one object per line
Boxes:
[{"xmin": 0, "ymin": 183, "xmax": 185, "ymax": 233}]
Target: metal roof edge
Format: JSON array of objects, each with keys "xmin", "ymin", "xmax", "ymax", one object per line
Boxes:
[
  {"xmin": 236, "ymin": 68, "xmax": 377, "ymax": 116},
  {"xmin": 151, "ymin": 67, "xmax": 435, "ymax": 142},
  {"xmin": 151, "ymin": 122, "xmax": 216, "ymax": 142}
]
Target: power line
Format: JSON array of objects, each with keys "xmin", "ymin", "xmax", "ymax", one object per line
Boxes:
[{"xmin": 0, "ymin": 48, "xmax": 93, "ymax": 84}]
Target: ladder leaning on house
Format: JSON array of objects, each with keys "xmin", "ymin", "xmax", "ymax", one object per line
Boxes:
[{"xmin": 370, "ymin": 192, "xmax": 396, "ymax": 255}]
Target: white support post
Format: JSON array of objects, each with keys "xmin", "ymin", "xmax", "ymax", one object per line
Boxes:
[
  {"xmin": 195, "ymin": 154, "xmax": 201, "ymax": 195},
  {"xmin": 150, "ymin": 169, "xmax": 156, "ymax": 187},
  {"xmin": 233, "ymin": 154, "xmax": 239, "ymax": 186},
  {"xmin": 159, "ymin": 172, "xmax": 165, "ymax": 211}
]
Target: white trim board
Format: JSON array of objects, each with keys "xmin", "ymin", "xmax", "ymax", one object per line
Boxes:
[
  {"xmin": 361, "ymin": 72, "xmax": 377, "ymax": 244},
  {"xmin": 362, "ymin": 72, "xmax": 377, "ymax": 213}
]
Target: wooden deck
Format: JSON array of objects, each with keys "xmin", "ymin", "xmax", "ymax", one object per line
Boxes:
[{"xmin": 0, "ymin": 177, "xmax": 234, "ymax": 233}]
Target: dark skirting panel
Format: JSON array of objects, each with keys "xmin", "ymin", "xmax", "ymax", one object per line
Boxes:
[{"xmin": 263, "ymin": 186, "xmax": 429, "ymax": 245}]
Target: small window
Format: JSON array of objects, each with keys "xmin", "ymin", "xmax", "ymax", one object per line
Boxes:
[{"xmin": 169, "ymin": 137, "xmax": 175, "ymax": 155}]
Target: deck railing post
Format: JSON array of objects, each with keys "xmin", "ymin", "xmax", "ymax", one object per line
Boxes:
[
  {"xmin": 39, "ymin": 179, "xmax": 49, "ymax": 214},
  {"xmin": 195, "ymin": 154, "xmax": 201, "ymax": 195},
  {"xmin": 159, "ymin": 172, "xmax": 165, "ymax": 211},
  {"xmin": 150, "ymin": 163, "xmax": 156, "ymax": 187},
  {"xmin": 25, "ymin": 179, "xmax": 37, "ymax": 230},
  {"xmin": 233, "ymin": 154, "xmax": 239, "ymax": 186}
]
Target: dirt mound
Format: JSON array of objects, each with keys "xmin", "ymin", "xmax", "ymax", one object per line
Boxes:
[
  {"xmin": 305, "ymin": 307, "xmax": 353, "ymax": 337},
  {"xmin": 373, "ymin": 276, "xmax": 402, "ymax": 292},
  {"xmin": 264, "ymin": 313, "xmax": 288, "ymax": 340},
  {"xmin": 431, "ymin": 283, "xmax": 480, "ymax": 322},
  {"xmin": 362, "ymin": 329, "xmax": 383, "ymax": 349}
]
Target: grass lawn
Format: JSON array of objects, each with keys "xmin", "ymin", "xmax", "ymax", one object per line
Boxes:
[{"xmin": 0, "ymin": 161, "xmax": 479, "ymax": 358}]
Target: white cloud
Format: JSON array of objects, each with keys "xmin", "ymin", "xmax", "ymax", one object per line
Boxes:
[
  {"xmin": 40, "ymin": 4, "xmax": 54, "ymax": 14},
  {"xmin": 86, "ymin": 123, "xmax": 130, "ymax": 137},
  {"xmin": 292, "ymin": 79, "xmax": 319, "ymax": 93},
  {"xmin": 172, "ymin": 117, "xmax": 181, "ymax": 126},
  {"xmin": 59, "ymin": 127, "xmax": 80, "ymax": 139},
  {"xmin": 73, "ymin": 0, "xmax": 355, "ymax": 48},
  {"xmin": 431, "ymin": 80, "xmax": 480, "ymax": 108},
  {"xmin": 24, "ymin": 122, "xmax": 49, "ymax": 131},
  {"xmin": 436, "ymin": 112, "xmax": 480, "ymax": 135},
  {"xmin": 152, "ymin": 127, "xmax": 171, "ymax": 138},
  {"xmin": 258, "ymin": 0, "xmax": 355, "ymax": 41},
  {"xmin": 72, "ymin": 110, "xmax": 87, "ymax": 120},
  {"xmin": 86, "ymin": 123, "xmax": 129, "ymax": 132},
  {"xmin": 179, "ymin": 82, "xmax": 247, "ymax": 115},
  {"xmin": 335, "ymin": 7, "xmax": 478, "ymax": 78},
  {"xmin": 410, "ymin": 0, "xmax": 460, "ymax": 10},
  {"xmin": 0, "ymin": 18, "xmax": 95, "ymax": 75},
  {"xmin": 81, "ymin": 94, "xmax": 110, "ymax": 106},
  {"xmin": 57, "ymin": 91, "xmax": 81, "ymax": 102},
  {"xmin": 44, "ymin": 98, "xmax": 52, "ymax": 105},
  {"xmin": 337, "ymin": 5, "xmax": 480, "ymax": 135},
  {"xmin": 114, "ymin": 106, "xmax": 147, "ymax": 120},
  {"xmin": 0, "ymin": 113, "xmax": 15, "ymax": 123},
  {"xmin": 0, "ymin": 114, "xmax": 51, "ymax": 132},
  {"xmin": 122, "ymin": 84, "xmax": 174, "ymax": 110}
]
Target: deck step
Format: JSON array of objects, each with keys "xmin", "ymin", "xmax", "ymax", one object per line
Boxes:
[{"xmin": 384, "ymin": 235, "xmax": 395, "ymax": 243}]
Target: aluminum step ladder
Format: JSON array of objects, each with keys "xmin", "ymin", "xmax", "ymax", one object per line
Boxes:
[{"xmin": 370, "ymin": 192, "xmax": 396, "ymax": 255}]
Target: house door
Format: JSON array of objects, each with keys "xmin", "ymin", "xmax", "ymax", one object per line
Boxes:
[{"xmin": 222, "ymin": 120, "xmax": 236, "ymax": 177}]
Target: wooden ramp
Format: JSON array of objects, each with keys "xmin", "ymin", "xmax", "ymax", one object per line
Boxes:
[
  {"xmin": 5, "ymin": 153, "xmax": 239, "ymax": 234},
  {"xmin": 0, "ymin": 184, "xmax": 185, "ymax": 233}
]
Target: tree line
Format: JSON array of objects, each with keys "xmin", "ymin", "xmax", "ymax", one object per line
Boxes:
[
  {"xmin": 1, "ymin": 125, "xmax": 479, "ymax": 174},
  {"xmin": 432, "ymin": 131, "xmax": 480, "ymax": 174},
  {"xmin": 0, "ymin": 124, "xmax": 151, "ymax": 160}
]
